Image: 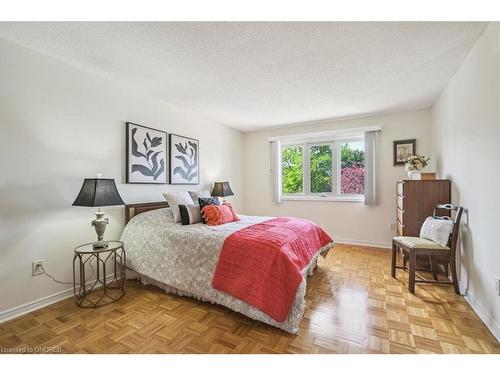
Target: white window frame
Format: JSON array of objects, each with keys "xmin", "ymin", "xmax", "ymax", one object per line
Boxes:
[{"xmin": 280, "ymin": 136, "xmax": 365, "ymax": 202}]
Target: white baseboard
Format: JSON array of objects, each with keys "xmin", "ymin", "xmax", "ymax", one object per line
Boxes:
[
  {"xmin": 0, "ymin": 286, "xmax": 74, "ymax": 324},
  {"xmin": 463, "ymin": 292, "xmax": 500, "ymax": 342},
  {"xmin": 0, "ymin": 274, "xmax": 118, "ymax": 324},
  {"xmin": 335, "ymin": 237, "xmax": 391, "ymax": 249}
]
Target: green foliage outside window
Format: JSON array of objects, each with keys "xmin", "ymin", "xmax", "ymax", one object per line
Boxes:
[
  {"xmin": 310, "ymin": 145, "xmax": 332, "ymax": 193},
  {"xmin": 341, "ymin": 143, "xmax": 364, "ymax": 168},
  {"xmin": 282, "ymin": 146, "xmax": 303, "ymax": 193}
]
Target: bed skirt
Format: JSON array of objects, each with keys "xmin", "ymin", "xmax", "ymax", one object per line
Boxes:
[{"xmin": 126, "ymin": 243, "xmax": 333, "ymax": 334}]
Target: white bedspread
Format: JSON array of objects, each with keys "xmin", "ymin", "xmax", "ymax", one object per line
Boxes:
[{"xmin": 120, "ymin": 208, "xmax": 330, "ymax": 333}]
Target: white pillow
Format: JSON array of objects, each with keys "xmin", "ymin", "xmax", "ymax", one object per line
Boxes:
[
  {"xmin": 188, "ymin": 190, "xmax": 211, "ymax": 203},
  {"xmin": 420, "ymin": 216, "xmax": 454, "ymax": 247},
  {"xmin": 163, "ymin": 192, "xmax": 195, "ymax": 223}
]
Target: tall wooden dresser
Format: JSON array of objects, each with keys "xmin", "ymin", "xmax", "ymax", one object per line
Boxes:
[{"xmin": 396, "ymin": 179, "xmax": 451, "ymax": 237}]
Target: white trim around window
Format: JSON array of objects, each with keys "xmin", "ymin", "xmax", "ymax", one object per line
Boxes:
[
  {"xmin": 281, "ymin": 194, "xmax": 364, "ymax": 202},
  {"xmin": 268, "ymin": 125, "xmax": 381, "ymax": 143}
]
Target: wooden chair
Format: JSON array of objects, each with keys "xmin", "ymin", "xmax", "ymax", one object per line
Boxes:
[{"xmin": 391, "ymin": 204, "xmax": 463, "ymax": 294}]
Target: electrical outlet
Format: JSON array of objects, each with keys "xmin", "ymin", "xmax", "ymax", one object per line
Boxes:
[
  {"xmin": 32, "ymin": 260, "xmax": 44, "ymax": 276},
  {"xmin": 389, "ymin": 223, "xmax": 396, "ymax": 231}
]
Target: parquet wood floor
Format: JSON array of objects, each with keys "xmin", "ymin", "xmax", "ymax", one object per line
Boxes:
[{"xmin": 1, "ymin": 244, "xmax": 499, "ymax": 354}]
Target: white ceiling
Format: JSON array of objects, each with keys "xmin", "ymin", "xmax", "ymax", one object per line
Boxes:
[{"xmin": 0, "ymin": 22, "xmax": 487, "ymax": 131}]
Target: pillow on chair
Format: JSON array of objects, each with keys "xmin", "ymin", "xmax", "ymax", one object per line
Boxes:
[{"xmin": 419, "ymin": 217, "xmax": 454, "ymax": 247}]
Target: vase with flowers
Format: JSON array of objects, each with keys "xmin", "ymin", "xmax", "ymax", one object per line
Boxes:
[{"xmin": 405, "ymin": 154, "xmax": 430, "ymax": 179}]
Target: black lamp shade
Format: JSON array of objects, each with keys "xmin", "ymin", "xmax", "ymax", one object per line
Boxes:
[
  {"xmin": 211, "ymin": 181, "xmax": 234, "ymax": 197},
  {"xmin": 72, "ymin": 178, "xmax": 125, "ymax": 207}
]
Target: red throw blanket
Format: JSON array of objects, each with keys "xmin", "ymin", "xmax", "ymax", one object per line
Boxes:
[{"xmin": 212, "ymin": 217, "xmax": 333, "ymax": 322}]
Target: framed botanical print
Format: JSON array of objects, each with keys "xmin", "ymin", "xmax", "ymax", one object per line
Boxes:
[
  {"xmin": 126, "ymin": 122, "xmax": 168, "ymax": 184},
  {"xmin": 169, "ymin": 134, "xmax": 199, "ymax": 185},
  {"xmin": 393, "ymin": 138, "xmax": 416, "ymax": 166}
]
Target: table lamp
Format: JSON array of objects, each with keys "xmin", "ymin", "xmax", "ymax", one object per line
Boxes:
[
  {"xmin": 211, "ymin": 181, "xmax": 234, "ymax": 203},
  {"xmin": 72, "ymin": 174, "xmax": 125, "ymax": 249}
]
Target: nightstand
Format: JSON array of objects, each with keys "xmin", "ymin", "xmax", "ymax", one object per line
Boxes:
[{"xmin": 73, "ymin": 240, "xmax": 126, "ymax": 307}]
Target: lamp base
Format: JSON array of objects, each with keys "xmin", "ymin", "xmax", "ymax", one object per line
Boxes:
[{"xmin": 92, "ymin": 209, "xmax": 109, "ymax": 249}]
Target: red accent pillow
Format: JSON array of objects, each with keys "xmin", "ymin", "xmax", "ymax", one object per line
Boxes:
[
  {"xmin": 201, "ymin": 203, "xmax": 239, "ymax": 226},
  {"xmin": 225, "ymin": 203, "xmax": 240, "ymax": 221}
]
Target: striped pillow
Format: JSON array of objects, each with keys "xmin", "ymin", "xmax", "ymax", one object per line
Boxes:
[{"xmin": 178, "ymin": 204, "xmax": 202, "ymax": 225}]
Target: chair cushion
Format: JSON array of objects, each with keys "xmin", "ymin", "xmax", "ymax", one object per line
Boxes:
[{"xmin": 393, "ymin": 236, "xmax": 450, "ymax": 250}]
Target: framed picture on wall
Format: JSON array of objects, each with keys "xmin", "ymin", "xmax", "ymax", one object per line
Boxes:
[
  {"xmin": 126, "ymin": 122, "xmax": 168, "ymax": 184},
  {"xmin": 393, "ymin": 139, "xmax": 416, "ymax": 166},
  {"xmin": 169, "ymin": 134, "xmax": 199, "ymax": 185}
]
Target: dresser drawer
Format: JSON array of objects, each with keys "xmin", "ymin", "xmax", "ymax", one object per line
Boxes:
[
  {"xmin": 397, "ymin": 182, "xmax": 404, "ymax": 196},
  {"xmin": 397, "ymin": 195, "xmax": 404, "ymax": 210},
  {"xmin": 397, "ymin": 208, "xmax": 404, "ymax": 224}
]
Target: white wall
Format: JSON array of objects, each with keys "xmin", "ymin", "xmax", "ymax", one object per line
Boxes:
[
  {"xmin": 242, "ymin": 109, "xmax": 432, "ymax": 248},
  {"xmin": 0, "ymin": 37, "xmax": 243, "ymax": 313},
  {"xmin": 430, "ymin": 23, "xmax": 500, "ymax": 339}
]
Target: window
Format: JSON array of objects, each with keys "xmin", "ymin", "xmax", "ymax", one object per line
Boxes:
[
  {"xmin": 280, "ymin": 138, "xmax": 365, "ymax": 201},
  {"xmin": 282, "ymin": 145, "xmax": 304, "ymax": 194},
  {"xmin": 270, "ymin": 126, "xmax": 378, "ymax": 204},
  {"xmin": 340, "ymin": 140, "xmax": 365, "ymax": 195}
]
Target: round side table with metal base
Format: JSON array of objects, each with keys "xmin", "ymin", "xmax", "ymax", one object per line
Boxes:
[{"xmin": 73, "ymin": 240, "xmax": 126, "ymax": 308}]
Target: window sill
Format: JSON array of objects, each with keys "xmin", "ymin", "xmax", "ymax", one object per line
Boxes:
[{"xmin": 281, "ymin": 195, "xmax": 364, "ymax": 202}]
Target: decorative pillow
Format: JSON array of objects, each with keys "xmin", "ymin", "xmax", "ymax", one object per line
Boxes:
[
  {"xmin": 198, "ymin": 197, "xmax": 220, "ymax": 223},
  {"xmin": 163, "ymin": 192, "xmax": 195, "ymax": 223},
  {"xmin": 188, "ymin": 190, "xmax": 211, "ymax": 203},
  {"xmin": 178, "ymin": 204, "xmax": 202, "ymax": 225},
  {"xmin": 420, "ymin": 216, "xmax": 454, "ymax": 247},
  {"xmin": 201, "ymin": 203, "xmax": 239, "ymax": 226},
  {"xmin": 223, "ymin": 203, "xmax": 239, "ymax": 222}
]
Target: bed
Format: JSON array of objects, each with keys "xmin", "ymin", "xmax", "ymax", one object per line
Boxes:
[{"xmin": 120, "ymin": 202, "xmax": 333, "ymax": 334}]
